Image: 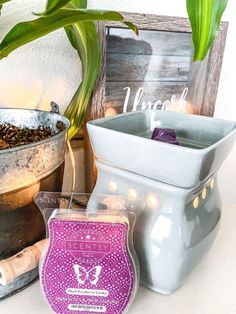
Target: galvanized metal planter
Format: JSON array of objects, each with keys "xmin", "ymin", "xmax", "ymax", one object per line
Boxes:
[{"xmin": 0, "ymin": 106, "xmax": 69, "ymax": 300}]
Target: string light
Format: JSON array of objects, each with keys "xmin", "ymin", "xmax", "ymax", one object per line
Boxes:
[
  {"xmin": 210, "ymin": 178, "xmax": 215, "ymax": 189},
  {"xmin": 193, "ymin": 196, "xmax": 199, "ymax": 209},
  {"xmin": 108, "ymin": 181, "xmax": 118, "ymax": 192},
  {"xmin": 147, "ymin": 194, "xmax": 159, "ymax": 209},
  {"xmin": 128, "ymin": 188, "xmax": 137, "ymax": 200},
  {"xmin": 201, "ymin": 188, "xmax": 207, "ymax": 200}
]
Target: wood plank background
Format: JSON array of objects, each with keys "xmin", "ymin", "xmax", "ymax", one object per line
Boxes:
[
  {"xmin": 106, "ymin": 82, "xmax": 186, "ymax": 111},
  {"xmin": 105, "ymin": 28, "xmax": 193, "ymax": 115}
]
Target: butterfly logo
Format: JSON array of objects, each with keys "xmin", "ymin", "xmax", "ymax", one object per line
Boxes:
[{"xmin": 73, "ymin": 265, "xmax": 102, "ymax": 285}]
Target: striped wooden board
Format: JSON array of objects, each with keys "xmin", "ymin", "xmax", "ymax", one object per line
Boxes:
[
  {"xmin": 105, "ymin": 28, "xmax": 194, "ymax": 115},
  {"xmin": 105, "ymin": 28, "xmax": 193, "ymax": 115}
]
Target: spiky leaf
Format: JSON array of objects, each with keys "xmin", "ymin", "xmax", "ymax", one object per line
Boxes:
[
  {"xmin": 35, "ymin": 0, "xmax": 71, "ymax": 16},
  {"xmin": 62, "ymin": 0, "xmax": 100, "ymax": 138},
  {"xmin": 0, "ymin": 9, "xmax": 138, "ymax": 59},
  {"xmin": 64, "ymin": 22, "xmax": 100, "ymax": 138},
  {"xmin": 187, "ymin": 0, "xmax": 228, "ymax": 61}
]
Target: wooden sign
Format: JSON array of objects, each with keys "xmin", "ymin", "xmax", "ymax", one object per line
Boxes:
[
  {"xmin": 105, "ymin": 28, "xmax": 192, "ymax": 115},
  {"xmin": 85, "ymin": 13, "xmax": 228, "ymax": 191}
]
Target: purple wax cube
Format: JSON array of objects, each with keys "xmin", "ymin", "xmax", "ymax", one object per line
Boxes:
[
  {"xmin": 151, "ymin": 128, "xmax": 180, "ymax": 145},
  {"xmin": 151, "ymin": 128, "xmax": 176, "ymax": 140}
]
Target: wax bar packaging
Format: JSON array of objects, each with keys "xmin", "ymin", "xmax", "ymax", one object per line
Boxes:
[{"xmin": 40, "ymin": 208, "xmax": 139, "ymax": 314}]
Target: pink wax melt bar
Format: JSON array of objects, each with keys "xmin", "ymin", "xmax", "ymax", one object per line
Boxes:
[{"xmin": 40, "ymin": 210, "xmax": 138, "ymax": 314}]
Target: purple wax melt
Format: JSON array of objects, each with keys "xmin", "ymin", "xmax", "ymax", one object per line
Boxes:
[
  {"xmin": 151, "ymin": 128, "xmax": 176, "ymax": 140},
  {"xmin": 151, "ymin": 128, "xmax": 180, "ymax": 145}
]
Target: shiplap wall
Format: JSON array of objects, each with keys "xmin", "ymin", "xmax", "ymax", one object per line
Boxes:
[{"xmin": 105, "ymin": 28, "xmax": 192, "ymax": 113}]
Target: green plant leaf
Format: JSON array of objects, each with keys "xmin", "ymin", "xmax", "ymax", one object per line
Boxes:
[
  {"xmin": 73, "ymin": 0, "xmax": 87, "ymax": 9},
  {"xmin": 0, "ymin": 0, "xmax": 11, "ymax": 4},
  {"xmin": 64, "ymin": 21, "xmax": 100, "ymax": 138},
  {"xmin": 0, "ymin": 8, "xmax": 138, "ymax": 59},
  {"xmin": 62, "ymin": 1, "xmax": 100, "ymax": 138},
  {"xmin": 35, "ymin": 0, "xmax": 71, "ymax": 16},
  {"xmin": 0, "ymin": 0, "xmax": 11, "ymax": 15},
  {"xmin": 187, "ymin": 0, "xmax": 228, "ymax": 61},
  {"xmin": 36, "ymin": 0, "xmax": 88, "ymax": 16}
]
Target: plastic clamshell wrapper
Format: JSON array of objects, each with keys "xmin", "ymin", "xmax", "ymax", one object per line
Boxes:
[{"xmin": 40, "ymin": 204, "xmax": 139, "ymax": 314}]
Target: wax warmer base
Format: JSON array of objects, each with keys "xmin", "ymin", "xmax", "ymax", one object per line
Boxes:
[
  {"xmin": 140, "ymin": 220, "xmax": 220, "ymax": 294},
  {"xmin": 92, "ymin": 161, "xmax": 221, "ymax": 294}
]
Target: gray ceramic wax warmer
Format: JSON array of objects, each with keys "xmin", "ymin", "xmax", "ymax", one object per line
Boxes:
[{"xmin": 87, "ymin": 110, "xmax": 236, "ymax": 294}]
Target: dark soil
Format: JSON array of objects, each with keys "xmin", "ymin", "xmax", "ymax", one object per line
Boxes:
[{"xmin": 0, "ymin": 121, "xmax": 66, "ymax": 150}]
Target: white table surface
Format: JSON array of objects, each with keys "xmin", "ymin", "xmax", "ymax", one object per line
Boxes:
[{"xmin": 1, "ymin": 201, "xmax": 236, "ymax": 314}]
